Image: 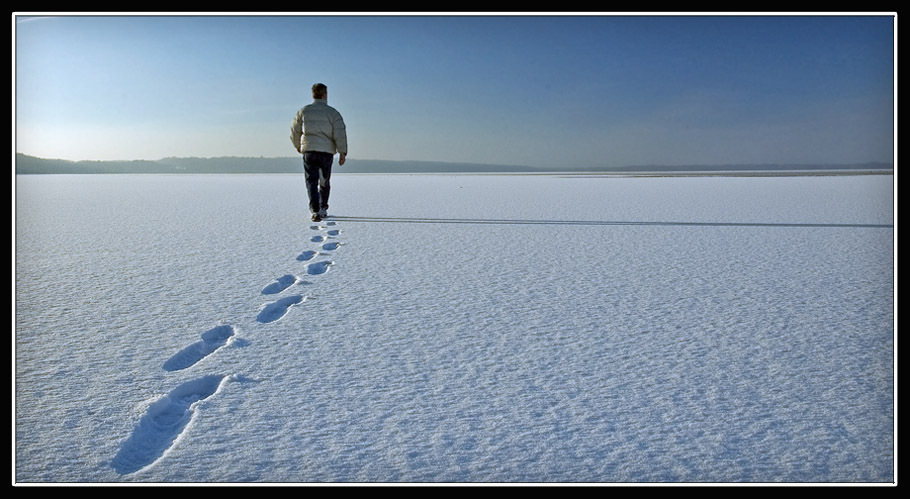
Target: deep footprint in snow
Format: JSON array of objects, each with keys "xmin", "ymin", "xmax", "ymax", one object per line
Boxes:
[
  {"xmin": 321, "ymin": 241, "xmax": 341, "ymax": 251},
  {"xmin": 256, "ymin": 295, "xmax": 305, "ymax": 323},
  {"xmin": 111, "ymin": 375, "xmax": 226, "ymax": 475},
  {"xmin": 261, "ymin": 274, "xmax": 298, "ymax": 294},
  {"xmin": 162, "ymin": 325, "xmax": 236, "ymax": 372},
  {"xmin": 306, "ymin": 260, "xmax": 334, "ymax": 275},
  {"xmin": 326, "ymin": 229, "xmax": 340, "ymax": 237},
  {"xmin": 311, "ymin": 235, "xmax": 325, "ymax": 243},
  {"xmin": 297, "ymin": 250, "xmax": 318, "ymax": 262}
]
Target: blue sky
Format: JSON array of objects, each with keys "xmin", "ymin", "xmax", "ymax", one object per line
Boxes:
[{"xmin": 14, "ymin": 14, "xmax": 895, "ymax": 168}]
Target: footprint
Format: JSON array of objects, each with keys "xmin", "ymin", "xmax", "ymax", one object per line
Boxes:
[
  {"xmin": 306, "ymin": 260, "xmax": 334, "ymax": 275},
  {"xmin": 326, "ymin": 229, "xmax": 340, "ymax": 237},
  {"xmin": 311, "ymin": 235, "xmax": 325, "ymax": 243},
  {"xmin": 111, "ymin": 375, "xmax": 227, "ymax": 475},
  {"xmin": 262, "ymin": 274, "xmax": 298, "ymax": 294},
  {"xmin": 256, "ymin": 295, "xmax": 305, "ymax": 324},
  {"xmin": 297, "ymin": 250, "xmax": 318, "ymax": 262},
  {"xmin": 163, "ymin": 325, "xmax": 236, "ymax": 372},
  {"xmin": 321, "ymin": 241, "xmax": 341, "ymax": 251}
]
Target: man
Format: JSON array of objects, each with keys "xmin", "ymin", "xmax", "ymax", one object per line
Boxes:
[{"xmin": 290, "ymin": 83, "xmax": 348, "ymax": 222}]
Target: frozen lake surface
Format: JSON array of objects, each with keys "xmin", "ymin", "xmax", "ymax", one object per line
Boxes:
[{"xmin": 14, "ymin": 172, "xmax": 894, "ymax": 483}]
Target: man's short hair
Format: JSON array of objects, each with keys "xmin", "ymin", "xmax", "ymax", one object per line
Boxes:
[{"xmin": 312, "ymin": 83, "xmax": 327, "ymax": 99}]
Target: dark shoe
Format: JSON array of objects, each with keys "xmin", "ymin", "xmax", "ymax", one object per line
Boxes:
[{"xmin": 311, "ymin": 213, "xmax": 322, "ymax": 222}]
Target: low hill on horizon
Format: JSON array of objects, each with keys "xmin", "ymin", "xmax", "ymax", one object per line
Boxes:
[{"xmin": 14, "ymin": 153, "xmax": 893, "ymax": 175}]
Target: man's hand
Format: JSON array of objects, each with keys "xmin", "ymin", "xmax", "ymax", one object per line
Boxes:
[{"xmin": 339, "ymin": 153, "xmax": 346, "ymax": 166}]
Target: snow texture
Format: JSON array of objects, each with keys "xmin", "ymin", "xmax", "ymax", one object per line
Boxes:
[{"xmin": 14, "ymin": 172, "xmax": 894, "ymax": 483}]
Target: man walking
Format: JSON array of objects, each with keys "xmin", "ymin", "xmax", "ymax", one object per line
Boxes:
[{"xmin": 290, "ymin": 83, "xmax": 348, "ymax": 222}]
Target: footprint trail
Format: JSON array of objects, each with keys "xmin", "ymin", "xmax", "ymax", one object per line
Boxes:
[
  {"xmin": 163, "ymin": 325, "xmax": 236, "ymax": 372},
  {"xmin": 306, "ymin": 260, "xmax": 334, "ymax": 275},
  {"xmin": 114, "ymin": 218, "xmax": 344, "ymax": 475},
  {"xmin": 297, "ymin": 250, "xmax": 318, "ymax": 262},
  {"xmin": 112, "ymin": 375, "xmax": 227, "ymax": 475},
  {"xmin": 256, "ymin": 295, "xmax": 305, "ymax": 324},
  {"xmin": 262, "ymin": 274, "xmax": 298, "ymax": 294}
]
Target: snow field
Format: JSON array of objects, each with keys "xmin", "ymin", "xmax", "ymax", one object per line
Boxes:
[{"xmin": 14, "ymin": 173, "xmax": 894, "ymax": 482}]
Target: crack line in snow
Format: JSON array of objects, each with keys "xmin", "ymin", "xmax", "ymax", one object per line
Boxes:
[{"xmin": 329, "ymin": 216, "xmax": 892, "ymax": 229}]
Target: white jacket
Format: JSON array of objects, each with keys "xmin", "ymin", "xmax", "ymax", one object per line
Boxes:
[{"xmin": 290, "ymin": 99, "xmax": 348, "ymax": 156}]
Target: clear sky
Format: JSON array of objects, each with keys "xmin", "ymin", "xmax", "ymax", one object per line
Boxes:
[{"xmin": 14, "ymin": 14, "xmax": 895, "ymax": 168}]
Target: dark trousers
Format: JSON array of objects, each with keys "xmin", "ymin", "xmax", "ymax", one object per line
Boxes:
[{"xmin": 303, "ymin": 151, "xmax": 333, "ymax": 213}]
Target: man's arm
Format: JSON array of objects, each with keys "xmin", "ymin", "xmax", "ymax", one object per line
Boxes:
[
  {"xmin": 332, "ymin": 111, "xmax": 348, "ymax": 162},
  {"xmin": 289, "ymin": 109, "xmax": 303, "ymax": 153}
]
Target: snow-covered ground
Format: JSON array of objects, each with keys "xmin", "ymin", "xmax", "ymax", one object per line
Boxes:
[{"xmin": 14, "ymin": 172, "xmax": 894, "ymax": 483}]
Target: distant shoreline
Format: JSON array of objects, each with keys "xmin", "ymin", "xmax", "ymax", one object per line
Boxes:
[{"xmin": 14, "ymin": 153, "xmax": 893, "ymax": 176}]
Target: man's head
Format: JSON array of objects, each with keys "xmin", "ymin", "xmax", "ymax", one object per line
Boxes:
[{"xmin": 312, "ymin": 83, "xmax": 328, "ymax": 100}]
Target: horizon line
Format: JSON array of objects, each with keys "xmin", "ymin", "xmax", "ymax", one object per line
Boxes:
[{"xmin": 14, "ymin": 152, "xmax": 894, "ymax": 171}]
